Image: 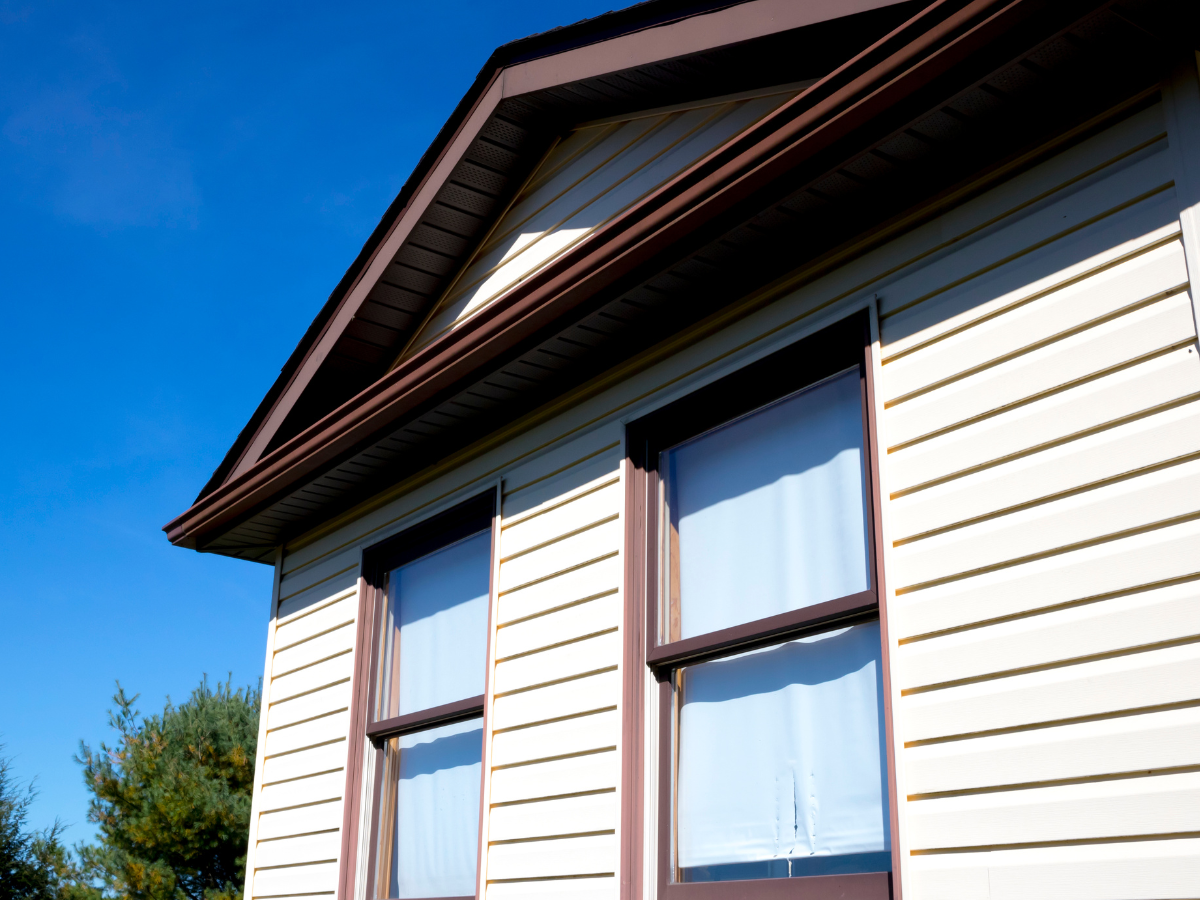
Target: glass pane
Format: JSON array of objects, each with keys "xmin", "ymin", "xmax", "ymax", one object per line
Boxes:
[
  {"xmin": 376, "ymin": 718, "xmax": 484, "ymax": 899},
  {"xmin": 675, "ymin": 621, "xmax": 889, "ymax": 881},
  {"xmin": 377, "ymin": 529, "xmax": 490, "ymax": 720},
  {"xmin": 662, "ymin": 368, "xmax": 869, "ymax": 642}
]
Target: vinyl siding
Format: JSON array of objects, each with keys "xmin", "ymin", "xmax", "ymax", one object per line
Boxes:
[
  {"xmin": 876, "ymin": 96, "xmax": 1200, "ymax": 896},
  {"xmin": 263, "ymin": 86, "xmax": 1200, "ymax": 899},
  {"xmin": 485, "ymin": 438, "xmax": 624, "ymax": 898},
  {"xmin": 402, "ymin": 84, "xmax": 804, "ymax": 356},
  {"xmin": 245, "ymin": 563, "xmax": 360, "ymax": 900}
]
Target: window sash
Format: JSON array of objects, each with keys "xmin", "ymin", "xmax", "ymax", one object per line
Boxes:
[
  {"xmin": 360, "ymin": 492, "xmax": 496, "ymax": 900},
  {"xmin": 365, "ymin": 492, "xmax": 495, "ymax": 740},
  {"xmin": 658, "ymin": 367, "xmax": 872, "ymax": 645},
  {"xmin": 625, "ymin": 311, "xmax": 895, "ymax": 900},
  {"xmin": 657, "ymin": 674, "xmax": 891, "ymax": 900},
  {"xmin": 372, "ymin": 716, "xmax": 484, "ymax": 900},
  {"xmin": 374, "ymin": 528, "xmax": 491, "ymax": 723},
  {"xmin": 640, "ymin": 313, "xmax": 880, "ymax": 667}
]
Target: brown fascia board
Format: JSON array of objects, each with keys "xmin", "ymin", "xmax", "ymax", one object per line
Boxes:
[
  {"xmin": 165, "ymin": 0, "xmax": 1110, "ymax": 551},
  {"xmin": 201, "ymin": 0, "xmax": 914, "ymax": 501}
]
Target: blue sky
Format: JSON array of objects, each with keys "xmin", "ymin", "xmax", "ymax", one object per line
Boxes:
[{"xmin": 0, "ymin": 0, "xmax": 624, "ymax": 843}]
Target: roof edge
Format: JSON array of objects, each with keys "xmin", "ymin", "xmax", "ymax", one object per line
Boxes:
[
  {"xmin": 194, "ymin": 0, "xmax": 796, "ymax": 503},
  {"xmin": 168, "ymin": 0, "xmax": 1098, "ymax": 552}
]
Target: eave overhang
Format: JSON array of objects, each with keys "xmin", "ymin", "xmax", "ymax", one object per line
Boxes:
[
  {"xmin": 167, "ymin": 0, "xmax": 1193, "ymax": 559},
  {"xmin": 200, "ymin": 0, "xmax": 920, "ymax": 497}
]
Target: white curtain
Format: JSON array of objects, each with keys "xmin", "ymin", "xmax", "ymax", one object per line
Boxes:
[
  {"xmin": 676, "ymin": 622, "xmax": 888, "ymax": 870},
  {"xmin": 389, "ymin": 717, "xmax": 483, "ymax": 898},
  {"xmin": 389, "ymin": 529, "xmax": 490, "ymax": 715},
  {"xmin": 665, "ymin": 368, "xmax": 869, "ymax": 640}
]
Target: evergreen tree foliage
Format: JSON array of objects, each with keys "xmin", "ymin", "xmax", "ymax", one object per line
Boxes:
[
  {"xmin": 76, "ymin": 678, "xmax": 260, "ymax": 900},
  {"xmin": 0, "ymin": 746, "xmax": 69, "ymax": 900}
]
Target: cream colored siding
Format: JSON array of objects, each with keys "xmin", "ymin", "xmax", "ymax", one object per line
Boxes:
[
  {"xmin": 485, "ymin": 434, "xmax": 624, "ymax": 899},
  {"xmin": 876, "ymin": 95, "xmax": 1200, "ymax": 896},
  {"xmin": 403, "ymin": 85, "xmax": 804, "ymax": 356},
  {"xmin": 245, "ymin": 561, "xmax": 360, "ymax": 900},
  {"xmin": 264, "ymin": 84, "xmax": 1200, "ymax": 898}
]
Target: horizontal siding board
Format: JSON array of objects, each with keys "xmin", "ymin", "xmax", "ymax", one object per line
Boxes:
[
  {"xmin": 263, "ymin": 711, "xmax": 351, "ymax": 757},
  {"xmin": 906, "ymin": 707, "xmax": 1200, "ymax": 796},
  {"xmin": 502, "ymin": 425, "xmax": 621, "ymax": 502},
  {"xmin": 261, "ymin": 741, "xmax": 348, "ymax": 786},
  {"xmin": 256, "ymin": 800, "xmax": 343, "ymax": 841},
  {"xmin": 902, "ymin": 643, "xmax": 1200, "ymax": 744},
  {"xmin": 267, "ymin": 682, "xmax": 352, "ymax": 731},
  {"xmin": 880, "ymin": 99, "xmax": 1167, "ymax": 340},
  {"xmin": 909, "ymin": 838, "xmax": 1200, "ymax": 900},
  {"xmin": 886, "ymin": 291, "xmax": 1196, "ymax": 449},
  {"xmin": 272, "ymin": 623, "xmax": 356, "ymax": 676},
  {"xmin": 881, "ymin": 236, "xmax": 1187, "ymax": 402},
  {"xmin": 273, "ymin": 595, "xmax": 356, "ymax": 651},
  {"xmin": 880, "ymin": 186, "xmax": 1180, "ymax": 359},
  {"xmin": 252, "ymin": 861, "xmax": 339, "ymax": 897},
  {"xmin": 489, "ymin": 792, "xmax": 617, "ymax": 842},
  {"xmin": 898, "ymin": 580, "xmax": 1200, "ymax": 691},
  {"xmin": 277, "ymin": 575, "xmax": 358, "ymax": 622},
  {"xmin": 279, "ymin": 545, "xmax": 359, "ymax": 594},
  {"xmin": 253, "ymin": 831, "xmax": 341, "ymax": 869},
  {"xmin": 894, "ymin": 519, "xmax": 1200, "ymax": 638},
  {"xmin": 490, "ymin": 750, "xmax": 619, "ymax": 806},
  {"xmin": 491, "ymin": 670, "xmax": 620, "ymax": 732},
  {"xmin": 908, "ymin": 771, "xmax": 1200, "ymax": 850},
  {"xmin": 888, "ymin": 345, "xmax": 1200, "ymax": 494},
  {"xmin": 504, "ymin": 455, "xmax": 622, "ymax": 521},
  {"xmin": 496, "ymin": 594, "xmax": 621, "ymax": 660},
  {"xmin": 497, "ymin": 555, "xmax": 621, "ymax": 625},
  {"xmin": 891, "ymin": 399, "xmax": 1200, "ymax": 541},
  {"xmin": 491, "ymin": 710, "xmax": 619, "ymax": 768},
  {"xmin": 500, "ymin": 481, "xmax": 621, "ymax": 560},
  {"xmin": 501, "ymin": 424, "xmax": 624, "ymax": 494},
  {"xmin": 270, "ymin": 652, "xmax": 353, "ymax": 704},
  {"xmin": 893, "ymin": 456, "xmax": 1200, "ymax": 589},
  {"xmin": 498, "ymin": 518, "xmax": 621, "ymax": 592},
  {"xmin": 486, "ymin": 833, "xmax": 616, "ymax": 881},
  {"xmin": 258, "ymin": 771, "xmax": 344, "ymax": 813},
  {"xmin": 877, "ymin": 138, "xmax": 1172, "ymax": 324},
  {"xmin": 493, "ymin": 631, "xmax": 621, "ymax": 695}
]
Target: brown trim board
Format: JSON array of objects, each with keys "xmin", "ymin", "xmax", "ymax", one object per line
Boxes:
[{"xmin": 165, "ymin": 0, "xmax": 1111, "ymax": 553}]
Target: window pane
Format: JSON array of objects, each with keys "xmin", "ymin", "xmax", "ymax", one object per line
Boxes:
[
  {"xmin": 662, "ymin": 368, "xmax": 869, "ymax": 641},
  {"xmin": 378, "ymin": 718, "xmax": 483, "ymax": 898},
  {"xmin": 378, "ymin": 530, "xmax": 490, "ymax": 720},
  {"xmin": 675, "ymin": 621, "xmax": 889, "ymax": 880}
]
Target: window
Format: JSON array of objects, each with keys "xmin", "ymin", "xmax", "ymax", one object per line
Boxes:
[
  {"xmin": 627, "ymin": 312, "xmax": 894, "ymax": 899},
  {"xmin": 363, "ymin": 493, "xmax": 495, "ymax": 900}
]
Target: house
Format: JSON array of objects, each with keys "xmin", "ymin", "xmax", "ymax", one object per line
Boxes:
[{"xmin": 164, "ymin": 0, "xmax": 1200, "ymax": 897}]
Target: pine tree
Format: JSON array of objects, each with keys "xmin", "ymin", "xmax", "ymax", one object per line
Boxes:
[
  {"xmin": 76, "ymin": 677, "xmax": 260, "ymax": 900},
  {"xmin": 0, "ymin": 745, "xmax": 69, "ymax": 900}
]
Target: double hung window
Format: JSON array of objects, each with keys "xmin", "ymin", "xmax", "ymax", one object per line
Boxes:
[
  {"xmin": 363, "ymin": 494, "xmax": 495, "ymax": 900},
  {"xmin": 629, "ymin": 313, "xmax": 894, "ymax": 898}
]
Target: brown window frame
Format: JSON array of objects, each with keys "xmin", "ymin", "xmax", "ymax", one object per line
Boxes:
[
  {"xmin": 623, "ymin": 310, "xmax": 899, "ymax": 900},
  {"xmin": 358, "ymin": 490, "xmax": 498, "ymax": 900}
]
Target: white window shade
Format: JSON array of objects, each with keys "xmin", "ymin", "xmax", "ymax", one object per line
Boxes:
[
  {"xmin": 663, "ymin": 368, "xmax": 870, "ymax": 641},
  {"xmin": 379, "ymin": 529, "xmax": 491, "ymax": 718},
  {"xmin": 386, "ymin": 717, "xmax": 484, "ymax": 898},
  {"xmin": 676, "ymin": 622, "xmax": 889, "ymax": 872}
]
